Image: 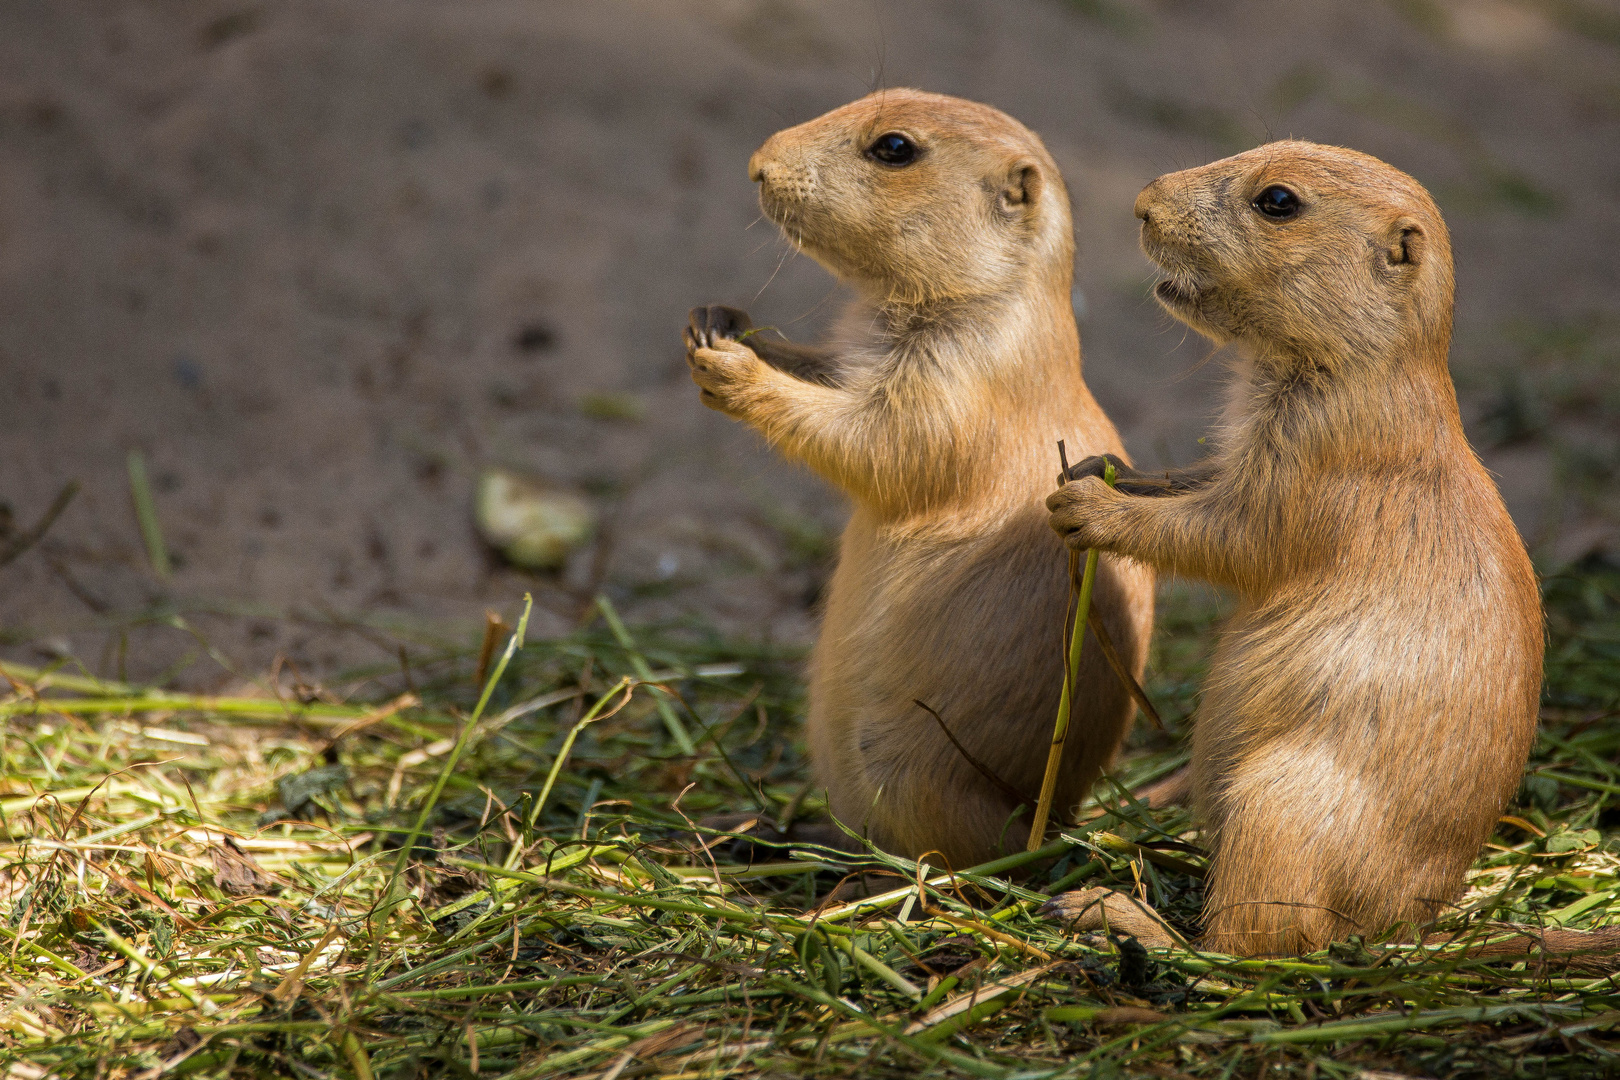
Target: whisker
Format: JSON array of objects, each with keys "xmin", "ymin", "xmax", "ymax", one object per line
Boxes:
[{"xmin": 751, "ymin": 237, "xmax": 799, "ymax": 304}]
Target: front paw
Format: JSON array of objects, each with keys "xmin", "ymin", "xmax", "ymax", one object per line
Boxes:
[
  {"xmin": 1046, "ymin": 476, "xmax": 1114, "ymax": 549},
  {"xmin": 684, "ymin": 305, "xmax": 753, "ymax": 354},
  {"xmin": 1057, "ymin": 453, "xmax": 1124, "ymax": 489},
  {"xmin": 687, "ymin": 337, "xmax": 763, "ymax": 416}
]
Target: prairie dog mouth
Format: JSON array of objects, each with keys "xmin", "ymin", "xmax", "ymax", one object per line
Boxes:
[
  {"xmin": 755, "ymin": 188, "xmax": 813, "ymax": 252},
  {"xmin": 1139, "ymin": 229, "xmax": 1206, "ymax": 313},
  {"xmin": 757, "ymin": 189, "xmax": 796, "ymax": 229},
  {"xmin": 1154, "ymin": 277, "xmax": 1199, "ymax": 307},
  {"xmin": 1151, "ymin": 271, "xmax": 1210, "ymax": 316}
]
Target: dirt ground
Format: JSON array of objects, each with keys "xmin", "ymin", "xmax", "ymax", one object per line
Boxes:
[{"xmin": 1, "ymin": 0, "xmax": 1617, "ymax": 685}]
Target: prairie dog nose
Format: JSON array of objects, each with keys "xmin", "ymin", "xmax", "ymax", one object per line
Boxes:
[
  {"xmin": 749, "ymin": 149, "xmax": 815, "ymax": 203},
  {"xmin": 748, "ymin": 132, "xmax": 786, "ymax": 184},
  {"xmin": 1134, "ymin": 178, "xmax": 1166, "ymax": 222}
]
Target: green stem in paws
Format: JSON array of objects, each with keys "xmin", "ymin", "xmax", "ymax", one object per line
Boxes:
[{"xmin": 1027, "ymin": 455, "xmax": 1116, "ymax": 852}]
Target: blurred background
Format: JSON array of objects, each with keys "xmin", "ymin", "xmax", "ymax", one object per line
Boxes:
[{"xmin": 1, "ymin": 0, "xmax": 1616, "ymax": 686}]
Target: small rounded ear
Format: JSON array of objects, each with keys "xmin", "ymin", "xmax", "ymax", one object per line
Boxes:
[
  {"xmin": 1385, "ymin": 216, "xmax": 1425, "ymax": 267},
  {"xmin": 997, "ymin": 160, "xmax": 1042, "ymax": 215}
]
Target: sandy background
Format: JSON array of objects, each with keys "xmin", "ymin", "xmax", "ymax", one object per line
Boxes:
[{"xmin": 1, "ymin": 0, "xmax": 1617, "ymax": 685}]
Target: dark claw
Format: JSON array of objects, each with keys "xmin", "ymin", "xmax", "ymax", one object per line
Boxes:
[{"xmin": 686, "ymin": 305, "xmax": 753, "ymax": 351}]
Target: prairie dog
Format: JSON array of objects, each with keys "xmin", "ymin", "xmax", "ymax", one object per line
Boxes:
[
  {"xmin": 1046, "ymin": 142, "xmax": 1542, "ymax": 955},
  {"xmin": 684, "ymin": 90, "xmax": 1154, "ymax": 867}
]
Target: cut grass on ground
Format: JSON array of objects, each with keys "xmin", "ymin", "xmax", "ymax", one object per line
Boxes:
[{"xmin": 0, "ymin": 565, "xmax": 1619, "ymax": 1078}]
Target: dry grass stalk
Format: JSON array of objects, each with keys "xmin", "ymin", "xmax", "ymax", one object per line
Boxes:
[
  {"xmin": 0, "ymin": 565, "xmax": 1609, "ymax": 1077},
  {"xmin": 1028, "ymin": 450, "xmax": 1117, "ymax": 851}
]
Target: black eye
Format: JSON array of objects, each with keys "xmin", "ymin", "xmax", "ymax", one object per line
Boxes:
[
  {"xmin": 1253, "ymin": 185, "xmax": 1301, "ymax": 219},
  {"xmin": 867, "ymin": 132, "xmax": 918, "ymax": 167}
]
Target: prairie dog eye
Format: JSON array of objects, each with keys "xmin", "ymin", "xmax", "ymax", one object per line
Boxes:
[
  {"xmin": 1253, "ymin": 185, "xmax": 1302, "ymax": 220},
  {"xmin": 867, "ymin": 132, "xmax": 919, "ymax": 167}
]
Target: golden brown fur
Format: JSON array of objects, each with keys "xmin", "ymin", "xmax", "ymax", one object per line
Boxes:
[
  {"xmin": 1045, "ymin": 142, "xmax": 1543, "ymax": 955},
  {"xmin": 684, "ymin": 90, "xmax": 1154, "ymax": 867}
]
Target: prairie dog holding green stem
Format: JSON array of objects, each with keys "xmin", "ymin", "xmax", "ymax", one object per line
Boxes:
[
  {"xmin": 1045, "ymin": 142, "xmax": 1541, "ymax": 955},
  {"xmin": 683, "ymin": 90, "xmax": 1153, "ymax": 867}
]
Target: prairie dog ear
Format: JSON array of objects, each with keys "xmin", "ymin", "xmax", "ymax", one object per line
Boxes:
[
  {"xmin": 998, "ymin": 160, "xmax": 1043, "ymax": 215},
  {"xmin": 1385, "ymin": 216, "xmax": 1425, "ymax": 267}
]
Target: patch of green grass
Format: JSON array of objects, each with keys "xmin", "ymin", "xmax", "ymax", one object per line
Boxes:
[
  {"xmin": 1268, "ymin": 63, "xmax": 1330, "ymax": 113},
  {"xmin": 1, "ymin": 566, "xmax": 1619, "ymax": 1077},
  {"xmin": 578, "ymin": 392, "xmax": 646, "ymax": 422},
  {"xmin": 1384, "ymin": 0, "xmax": 1450, "ymax": 35},
  {"xmin": 1105, "ymin": 84, "xmax": 1253, "ymax": 153},
  {"xmin": 1539, "ymin": 0, "xmax": 1620, "ymax": 47},
  {"xmin": 1481, "ymin": 169, "xmax": 1563, "ymax": 218},
  {"xmin": 1542, "ymin": 555, "xmax": 1620, "ymax": 716},
  {"xmin": 753, "ymin": 501, "xmax": 836, "ymax": 570},
  {"xmin": 1264, "ymin": 73, "xmax": 1565, "ymax": 221},
  {"xmin": 1059, "ymin": 0, "xmax": 1150, "ymax": 36},
  {"xmin": 1475, "ymin": 315, "xmax": 1620, "ymax": 524}
]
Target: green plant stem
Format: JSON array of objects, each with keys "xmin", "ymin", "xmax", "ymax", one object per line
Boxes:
[
  {"xmin": 0, "ymin": 695, "xmax": 386, "ymax": 723},
  {"xmin": 1251, "ymin": 1003, "xmax": 1585, "ymax": 1044},
  {"xmin": 126, "ymin": 450, "xmax": 172, "ymax": 580},
  {"xmin": 513, "ymin": 676, "xmax": 634, "ymax": 858},
  {"xmin": 1028, "ymin": 460, "xmax": 1116, "ymax": 850},
  {"xmin": 89, "ymin": 916, "xmax": 207, "ymax": 1011},
  {"xmin": 373, "ymin": 596, "xmax": 531, "ymax": 942},
  {"xmin": 597, "ymin": 594, "xmax": 695, "ymax": 753}
]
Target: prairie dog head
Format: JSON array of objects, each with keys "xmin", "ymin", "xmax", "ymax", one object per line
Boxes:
[
  {"xmin": 1135, "ymin": 141, "xmax": 1454, "ymax": 366},
  {"xmin": 749, "ymin": 89, "xmax": 1073, "ymax": 305}
]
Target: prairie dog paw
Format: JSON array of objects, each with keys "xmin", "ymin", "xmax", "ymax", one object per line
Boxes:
[
  {"xmin": 1057, "ymin": 453, "xmax": 1125, "ymax": 489},
  {"xmin": 687, "ymin": 338, "xmax": 764, "ymax": 416},
  {"xmin": 1045, "ymin": 476, "xmax": 1114, "ymax": 549},
  {"xmin": 684, "ymin": 305, "xmax": 753, "ymax": 352},
  {"xmin": 1039, "ymin": 887, "xmax": 1180, "ymax": 949}
]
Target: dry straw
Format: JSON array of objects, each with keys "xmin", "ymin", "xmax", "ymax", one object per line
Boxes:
[{"xmin": 0, "ymin": 545, "xmax": 1612, "ymax": 1077}]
